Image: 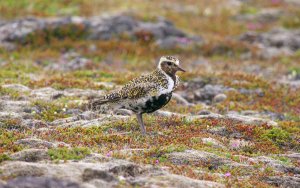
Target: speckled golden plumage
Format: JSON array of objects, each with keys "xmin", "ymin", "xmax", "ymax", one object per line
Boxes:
[{"xmin": 89, "ymin": 56, "xmax": 185, "ymax": 135}]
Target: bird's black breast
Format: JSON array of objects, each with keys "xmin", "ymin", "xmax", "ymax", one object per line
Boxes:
[{"xmin": 142, "ymin": 93, "xmax": 172, "ymax": 113}]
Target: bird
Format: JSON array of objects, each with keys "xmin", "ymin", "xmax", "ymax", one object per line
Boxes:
[{"xmin": 89, "ymin": 56, "xmax": 185, "ymax": 135}]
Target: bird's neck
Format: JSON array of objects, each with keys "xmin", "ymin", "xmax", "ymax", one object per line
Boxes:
[{"xmin": 157, "ymin": 68, "xmax": 176, "ymax": 83}]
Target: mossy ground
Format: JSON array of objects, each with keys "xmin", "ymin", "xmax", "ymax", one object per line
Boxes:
[{"xmin": 0, "ymin": 0, "xmax": 299, "ymax": 187}]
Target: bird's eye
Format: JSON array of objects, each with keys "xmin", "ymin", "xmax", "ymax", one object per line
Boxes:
[{"xmin": 167, "ymin": 62, "xmax": 172, "ymax": 66}]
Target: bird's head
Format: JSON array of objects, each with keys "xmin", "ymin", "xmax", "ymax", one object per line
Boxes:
[{"xmin": 158, "ymin": 56, "xmax": 185, "ymax": 76}]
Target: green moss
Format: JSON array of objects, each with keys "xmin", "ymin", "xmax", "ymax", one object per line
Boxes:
[
  {"xmin": 0, "ymin": 129, "xmax": 25, "ymax": 153},
  {"xmin": 0, "ymin": 154, "xmax": 11, "ymax": 163},
  {"xmin": 48, "ymin": 147, "xmax": 91, "ymax": 161},
  {"xmin": 281, "ymin": 13, "xmax": 300, "ymax": 29},
  {"xmin": 261, "ymin": 128, "xmax": 291, "ymax": 147},
  {"xmin": 32, "ymin": 100, "xmax": 69, "ymax": 122},
  {"xmin": 240, "ymin": 5, "xmax": 259, "ymax": 15},
  {"xmin": 0, "ymin": 87, "xmax": 21, "ymax": 100},
  {"xmin": 0, "ymin": 119, "xmax": 25, "ymax": 130}
]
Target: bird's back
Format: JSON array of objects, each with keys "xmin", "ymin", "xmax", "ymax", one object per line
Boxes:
[{"xmin": 89, "ymin": 69, "xmax": 175, "ymax": 112}]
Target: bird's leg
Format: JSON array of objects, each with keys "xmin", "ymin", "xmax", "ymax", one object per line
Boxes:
[{"xmin": 136, "ymin": 113, "xmax": 146, "ymax": 135}]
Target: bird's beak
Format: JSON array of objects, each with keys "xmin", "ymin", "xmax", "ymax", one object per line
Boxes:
[{"xmin": 177, "ymin": 65, "xmax": 186, "ymax": 72}]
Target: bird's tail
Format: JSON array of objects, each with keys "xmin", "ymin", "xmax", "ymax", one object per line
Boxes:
[
  {"xmin": 87, "ymin": 96, "xmax": 110, "ymax": 111},
  {"xmin": 85, "ymin": 93, "xmax": 121, "ymax": 113}
]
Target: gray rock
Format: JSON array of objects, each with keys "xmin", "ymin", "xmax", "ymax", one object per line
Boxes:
[
  {"xmin": 82, "ymin": 169, "xmax": 117, "ymax": 182},
  {"xmin": 0, "ymin": 112, "xmax": 23, "ymax": 119},
  {"xmin": 89, "ymin": 15, "xmax": 138, "ymax": 40},
  {"xmin": 21, "ymin": 119, "xmax": 48, "ymax": 129},
  {"xmin": 197, "ymin": 110, "xmax": 211, "ymax": 115},
  {"xmin": 46, "ymin": 52, "xmax": 92, "ymax": 71},
  {"xmin": 201, "ymin": 137, "xmax": 226, "ymax": 149},
  {"xmin": 0, "ymin": 159, "xmax": 224, "ymax": 188},
  {"xmin": 0, "ymin": 15, "xmax": 200, "ymax": 49},
  {"xmin": 229, "ymin": 139, "xmax": 253, "ymax": 150},
  {"xmin": 153, "ymin": 110, "xmax": 183, "ymax": 117},
  {"xmin": 172, "ymin": 93, "xmax": 194, "ymax": 106},
  {"xmin": 263, "ymin": 176, "xmax": 300, "ymax": 188},
  {"xmin": 0, "ymin": 100, "xmax": 31, "ymax": 113},
  {"xmin": 279, "ymin": 153, "xmax": 300, "ymax": 160},
  {"xmin": 50, "ymin": 114, "xmax": 129, "ymax": 128},
  {"xmin": 1, "ymin": 84, "xmax": 31, "ymax": 92},
  {"xmin": 156, "ymin": 36, "xmax": 203, "ymax": 49},
  {"xmin": 213, "ymin": 93, "xmax": 227, "ymax": 103},
  {"xmin": 0, "ymin": 162, "xmax": 47, "ymax": 178},
  {"xmin": 187, "ymin": 113, "xmax": 277, "ymax": 127},
  {"xmin": 251, "ymin": 156, "xmax": 300, "ymax": 174},
  {"xmin": 225, "ymin": 114, "xmax": 278, "ymax": 126},
  {"xmin": 239, "ymin": 28, "xmax": 300, "ymax": 58},
  {"xmin": 3, "ymin": 176, "xmax": 80, "ymax": 188},
  {"xmin": 141, "ymin": 173, "xmax": 225, "ymax": 188},
  {"xmin": 167, "ymin": 150, "xmax": 229, "ymax": 169},
  {"xmin": 285, "ymin": 0, "xmax": 300, "ymax": 6},
  {"xmin": 193, "ymin": 84, "xmax": 228, "ymax": 104},
  {"xmin": 30, "ymin": 87, "xmax": 63, "ymax": 101},
  {"xmin": 10, "ymin": 149, "xmax": 50, "ymax": 162},
  {"xmin": 15, "ymin": 138, "xmax": 69, "ymax": 149},
  {"xmin": 15, "ymin": 138, "xmax": 55, "ymax": 149}
]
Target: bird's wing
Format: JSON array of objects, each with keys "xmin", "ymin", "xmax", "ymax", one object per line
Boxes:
[
  {"xmin": 119, "ymin": 82, "xmax": 159, "ymax": 99},
  {"xmin": 89, "ymin": 73, "xmax": 160, "ymax": 108}
]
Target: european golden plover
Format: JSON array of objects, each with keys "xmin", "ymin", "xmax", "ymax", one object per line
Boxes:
[{"xmin": 90, "ymin": 56, "xmax": 185, "ymax": 135}]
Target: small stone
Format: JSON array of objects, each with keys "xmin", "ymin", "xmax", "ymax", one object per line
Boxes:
[
  {"xmin": 197, "ymin": 110, "xmax": 211, "ymax": 115},
  {"xmin": 213, "ymin": 94, "xmax": 227, "ymax": 103}
]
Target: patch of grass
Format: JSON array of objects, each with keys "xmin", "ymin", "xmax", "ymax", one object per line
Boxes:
[
  {"xmin": 28, "ymin": 74, "xmax": 98, "ymax": 90},
  {"xmin": 0, "ymin": 87, "xmax": 21, "ymax": 100},
  {"xmin": 0, "ymin": 129, "xmax": 25, "ymax": 153},
  {"xmin": 239, "ymin": 5, "xmax": 259, "ymax": 15},
  {"xmin": 0, "ymin": 154, "xmax": 11, "ymax": 163},
  {"xmin": 261, "ymin": 128, "xmax": 291, "ymax": 147},
  {"xmin": 0, "ymin": 0, "xmax": 80, "ymax": 19},
  {"xmin": 48, "ymin": 147, "xmax": 91, "ymax": 161},
  {"xmin": 32, "ymin": 100, "xmax": 69, "ymax": 122},
  {"xmin": 281, "ymin": 10, "xmax": 300, "ymax": 29},
  {"xmin": 0, "ymin": 119, "xmax": 25, "ymax": 130}
]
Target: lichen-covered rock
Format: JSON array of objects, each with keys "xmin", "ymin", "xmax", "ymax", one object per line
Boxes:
[
  {"xmin": 10, "ymin": 149, "xmax": 50, "ymax": 162},
  {"xmin": 250, "ymin": 156, "xmax": 300, "ymax": 174},
  {"xmin": 141, "ymin": 173, "xmax": 225, "ymax": 188},
  {"xmin": 50, "ymin": 114, "xmax": 129, "ymax": 128},
  {"xmin": 262, "ymin": 176, "xmax": 300, "ymax": 188},
  {"xmin": 0, "ymin": 162, "xmax": 47, "ymax": 178},
  {"xmin": 3, "ymin": 176, "xmax": 80, "ymax": 188},
  {"xmin": 0, "ymin": 15, "xmax": 201, "ymax": 50},
  {"xmin": 0, "ymin": 100, "xmax": 31, "ymax": 113},
  {"xmin": 167, "ymin": 150, "xmax": 229, "ymax": 169},
  {"xmin": 0, "ymin": 159, "xmax": 224, "ymax": 188},
  {"xmin": 201, "ymin": 137, "xmax": 226, "ymax": 149},
  {"xmin": 1, "ymin": 84, "xmax": 31, "ymax": 92},
  {"xmin": 15, "ymin": 138, "xmax": 64, "ymax": 149},
  {"xmin": 239, "ymin": 28, "xmax": 300, "ymax": 59},
  {"xmin": 82, "ymin": 168, "xmax": 117, "ymax": 182}
]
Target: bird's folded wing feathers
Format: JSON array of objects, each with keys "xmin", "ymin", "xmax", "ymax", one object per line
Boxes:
[{"xmin": 120, "ymin": 82, "xmax": 159, "ymax": 99}]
